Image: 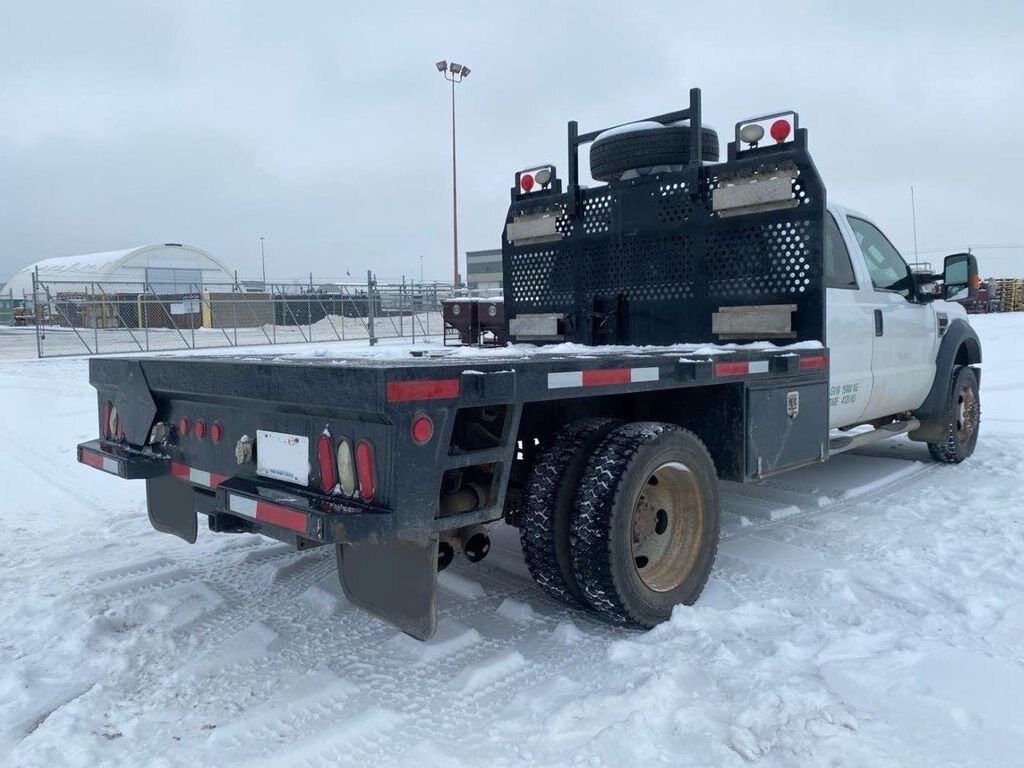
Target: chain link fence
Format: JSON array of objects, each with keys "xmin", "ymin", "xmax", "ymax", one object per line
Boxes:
[{"xmin": 23, "ymin": 272, "xmax": 493, "ymax": 358}]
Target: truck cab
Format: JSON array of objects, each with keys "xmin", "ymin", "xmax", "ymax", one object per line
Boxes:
[{"xmin": 825, "ymin": 204, "xmax": 974, "ymax": 430}]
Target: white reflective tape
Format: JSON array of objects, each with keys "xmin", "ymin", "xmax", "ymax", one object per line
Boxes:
[
  {"xmin": 189, "ymin": 468, "xmax": 212, "ymax": 487},
  {"xmin": 102, "ymin": 457, "xmax": 118, "ymax": 474},
  {"xmin": 630, "ymin": 367, "xmax": 659, "ymax": 383},
  {"xmin": 748, "ymin": 360, "xmax": 769, "ymax": 374},
  {"xmin": 229, "ymin": 495, "xmax": 258, "ymax": 519},
  {"xmin": 548, "ymin": 371, "xmax": 584, "ymax": 389}
]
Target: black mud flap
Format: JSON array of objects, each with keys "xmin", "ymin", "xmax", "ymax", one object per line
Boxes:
[
  {"xmin": 336, "ymin": 536, "xmax": 439, "ymax": 640},
  {"xmin": 146, "ymin": 476, "xmax": 198, "ymax": 544}
]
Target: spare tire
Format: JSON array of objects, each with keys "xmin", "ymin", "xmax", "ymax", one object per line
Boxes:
[{"xmin": 590, "ymin": 124, "xmax": 719, "ymax": 183}]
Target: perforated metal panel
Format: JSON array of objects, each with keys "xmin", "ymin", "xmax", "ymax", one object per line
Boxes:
[{"xmin": 502, "ymin": 139, "xmax": 826, "ymax": 347}]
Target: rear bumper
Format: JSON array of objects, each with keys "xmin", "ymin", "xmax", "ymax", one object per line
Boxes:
[
  {"xmin": 77, "ymin": 440, "xmax": 396, "ymax": 544},
  {"xmin": 77, "ymin": 440, "xmax": 170, "ymax": 479},
  {"xmin": 215, "ymin": 477, "xmax": 395, "ymax": 544}
]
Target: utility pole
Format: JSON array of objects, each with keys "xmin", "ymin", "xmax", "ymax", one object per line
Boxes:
[
  {"xmin": 435, "ymin": 60, "xmax": 471, "ymax": 289},
  {"xmin": 910, "ymin": 187, "xmax": 919, "ymax": 264},
  {"xmin": 259, "ymin": 236, "xmax": 267, "ymax": 287}
]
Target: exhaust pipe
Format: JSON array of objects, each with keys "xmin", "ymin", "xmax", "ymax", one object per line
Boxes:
[
  {"xmin": 458, "ymin": 524, "xmax": 491, "ymax": 563},
  {"xmin": 437, "ymin": 539, "xmax": 455, "ymax": 572}
]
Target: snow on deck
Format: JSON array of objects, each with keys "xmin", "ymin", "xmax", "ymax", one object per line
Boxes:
[
  {"xmin": 1, "ymin": 315, "xmax": 1022, "ymax": 766},
  {"xmin": 136, "ymin": 337, "xmax": 825, "ymax": 368}
]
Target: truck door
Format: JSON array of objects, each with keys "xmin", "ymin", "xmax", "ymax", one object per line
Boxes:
[
  {"xmin": 824, "ymin": 212, "xmax": 873, "ymax": 428},
  {"xmin": 844, "ymin": 215, "xmax": 937, "ymax": 420}
]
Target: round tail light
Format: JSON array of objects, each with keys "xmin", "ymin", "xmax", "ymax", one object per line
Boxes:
[
  {"xmin": 412, "ymin": 415, "xmax": 434, "ymax": 445},
  {"xmin": 336, "ymin": 439, "xmax": 356, "ymax": 496},
  {"xmin": 195, "ymin": 420, "xmax": 207, "ymax": 439}
]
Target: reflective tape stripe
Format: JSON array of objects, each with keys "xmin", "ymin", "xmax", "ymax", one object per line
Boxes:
[
  {"xmin": 548, "ymin": 367, "xmax": 660, "ymax": 390},
  {"xmin": 229, "ymin": 494, "xmax": 308, "ymax": 534},
  {"xmin": 748, "ymin": 360, "xmax": 770, "ymax": 374},
  {"xmin": 630, "ymin": 367, "xmax": 660, "ymax": 383},
  {"xmin": 171, "ymin": 461, "xmax": 228, "ymax": 489},
  {"xmin": 81, "ymin": 450, "xmax": 119, "ymax": 475},
  {"xmin": 190, "ymin": 468, "xmax": 211, "ymax": 487},
  {"xmin": 229, "ymin": 494, "xmax": 258, "ymax": 517},
  {"xmin": 581, "ymin": 368, "xmax": 630, "ymax": 387},
  {"xmin": 547, "ymin": 371, "xmax": 584, "ymax": 389},
  {"xmin": 715, "ymin": 361, "xmax": 748, "ymax": 377}
]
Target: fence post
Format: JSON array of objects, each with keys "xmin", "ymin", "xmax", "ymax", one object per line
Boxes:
[
  {"xmin": 92, "ymin": 282, "xmax": 99, "ymax": 352},
  {"xmin": 367, "ymin": 270, "xmax": 376, "ymax": 346},
  {"xmin": 32, "ymin": 268, "xmax": 43, "ymax": 358}
]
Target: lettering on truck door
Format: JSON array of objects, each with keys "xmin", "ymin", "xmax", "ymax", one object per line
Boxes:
[
  {"xmin": 824, "ymin": 211, "xmax": 874, "ymax": 429},
  {"xmin": 844, "ymin": 214, "xmax": 937, "ymax": 420}
]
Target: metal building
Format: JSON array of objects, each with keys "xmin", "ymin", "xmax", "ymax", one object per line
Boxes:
[
  {"xmin": 465, "ymin": 248, "xmax": 503, "ymax": 293},
  {"xmin": 2, "ymin": 243, "xmax": 234, "ymax": 298}
]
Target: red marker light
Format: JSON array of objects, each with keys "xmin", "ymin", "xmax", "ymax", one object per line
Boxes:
[
  {"xmin": 411, "ymin": 415, "xmax": 434, "ymax": 445},
  {"xmin": 355, "ymin": 440, "xmax": 376, "ymax": 502},
  {"xmin": 178, "ymin": 417, "xmax": 190, "ymax": 437},
  {"xmin": 195, "ymin": 419, "xmax": 207, "ymax": 439},
  {"xmin": 318, "ymin": 433, "xmax": 337, "ymax": 492},
  {"xmin": 521, "ymin": 173, "xmax": 535, "ymax": 192},
  {"xmin": 770, "ymin": 119, "xmax": 791, "ymax": 143},
  {"xmin": 211, "ymin": 422, "xmax": 223, "ymax": 443}
]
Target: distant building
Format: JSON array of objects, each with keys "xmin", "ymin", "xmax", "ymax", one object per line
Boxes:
[
  {"xmin": 466, "ymin": 248, "xmax": 502, "ymax": 293},
  {"xmin": 3, "ymin": 243, "xmax": 234, "ymax": 298}
]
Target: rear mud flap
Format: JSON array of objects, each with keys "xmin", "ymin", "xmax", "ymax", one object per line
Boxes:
[
  {"xmin": 146, "ymin": 476, "xmax": 198, "ymax": 544},
  {"xmin": 337, "ymin": 536, "xmax": 439, "ymax": 640}
]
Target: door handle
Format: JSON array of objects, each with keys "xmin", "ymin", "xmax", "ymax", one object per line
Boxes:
[{"xmin": 874, "ymin": 309, "xmax": 883, "ymax": 337}]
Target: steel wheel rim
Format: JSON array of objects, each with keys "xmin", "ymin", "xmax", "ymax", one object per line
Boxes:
[
  {"xmin": 630, "ymin": 461, "xmax": 704, "ymax": 593},
  {"xmin": 956, "ymin": 385, "xmax": 978, "ymax": 442}
]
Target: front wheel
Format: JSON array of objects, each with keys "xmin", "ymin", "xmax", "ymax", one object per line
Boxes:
[
  {"xmin": 571, "ymin": 423, "xmax": 720, "ymax": 628},
  {"xmin": 927, "ymin": 366, "xmax": 980, "ymax": 463}
]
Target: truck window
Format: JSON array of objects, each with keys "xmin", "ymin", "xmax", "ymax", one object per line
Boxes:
[
  {"xmin": 846, "ymin": 216, "xmax": 913, "ymax": 298},
  {"xmin": 825, "ymin": 213, "xmax": 857, "ymax": 289}
]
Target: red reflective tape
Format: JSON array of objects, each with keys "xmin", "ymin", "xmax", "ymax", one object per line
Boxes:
[
  {"xmin": 582, "ymin": 368, "xmax": 631, "ymax": 387},
  {"xmin": 256, "ymin": 502, "xmax": 308, "ymax": 534},
  {"xmin": 386, "ymin": 379, "xmax": 460, "ymax": 402},
  {"xmin": 799, "ymin": 355, "xmax": 828, "ymax": 370},
  {"xmin": 81, "ymin": 450, "xmax": 104, "ymax": 469},
  {"xmin": 715, "ymin": 361, "xmax": 749, "ymax": 377},
  {"xmin": 171, "ymin": 462, "xmax": 190, "ymax": 480},
  {"xmin": 209, "ymin": 472, "xmax": 230, "ymax": 487}
]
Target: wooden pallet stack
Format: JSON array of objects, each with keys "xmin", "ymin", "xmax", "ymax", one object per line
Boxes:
[{"xmin": 993, "ymin": 278, "xmax": 1024, "ymax": 312}]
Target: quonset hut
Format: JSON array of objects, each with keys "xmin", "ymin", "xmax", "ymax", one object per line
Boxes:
[
  {"xmin": 3, "ymin": 244, "xmax": 236, "ymax": 330},
  {"xmin": 2, "ymin": 243, "xmax": 233, "ymax": 298}
]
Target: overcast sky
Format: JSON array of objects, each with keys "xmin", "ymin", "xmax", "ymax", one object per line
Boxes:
[{"xmin": 2, "ymin": 1, "xmax": 1022, "ymax": 287}]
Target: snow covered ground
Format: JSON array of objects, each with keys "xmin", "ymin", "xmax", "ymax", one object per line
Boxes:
[{"xmin": 1, "ymin": 314, "xmax": 1022, "ymax": 768}]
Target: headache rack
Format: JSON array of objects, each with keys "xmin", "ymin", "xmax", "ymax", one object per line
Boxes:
[{"xmin": 501, "ymin": 87, "xmax": 827, "ymax": 348}]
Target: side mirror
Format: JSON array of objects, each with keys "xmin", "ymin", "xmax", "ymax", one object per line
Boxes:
[{"xmin": 943, "ymin": 252, "xmax": 979, "ymax": 302}]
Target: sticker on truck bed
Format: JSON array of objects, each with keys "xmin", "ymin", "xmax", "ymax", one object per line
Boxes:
[{"xmin": 256, "ymin": 430, "xmax": 310, "ymax": 486}]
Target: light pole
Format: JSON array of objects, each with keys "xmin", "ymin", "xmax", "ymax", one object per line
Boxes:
[
  {"xmin": 259, "ymin": 236, "xmax": 267, "ymax": 287},
  {"xmin": 420, "ymin": 254, "xmax": 424, "ymax": 283},
  {"xmin": 435, "ymin": 59, "xmax": 470, "ymax": 289}
]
